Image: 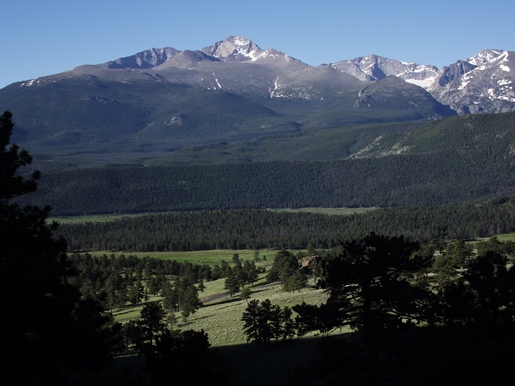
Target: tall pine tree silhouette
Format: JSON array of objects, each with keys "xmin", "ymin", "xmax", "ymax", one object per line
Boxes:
[{"xmin": 0, "ymin": 111, "xmax": 121, "ymax": 385}]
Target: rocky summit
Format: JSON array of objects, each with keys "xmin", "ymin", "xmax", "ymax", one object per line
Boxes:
[{"xmin": 0, "ymin": 36, "xmax": 513, "ymax": 164}]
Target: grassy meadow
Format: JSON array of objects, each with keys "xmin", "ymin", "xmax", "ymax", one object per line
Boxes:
[
  {"xmin": 50, "ymin": 213, "xmax": 157, "ymax": 224},
  {"xmin": 87, "ymin": 232, "xmax": 515, "ymax": 384},
  {"xmin": 476, "ymin": 232, "xmax": 515, "ymax": 242},
  {"xmin": 110, "ymin": 265, "xmax": 333, "ymax": 347},
  {"xmin": 50, "ymin": 206, "xmax": 376, "ymax": 225},
  {"xmin": 112, "ymin": 277, "xmax": 331, "ymax": 345},
  {"xmin": 177, "ymin": 279, "xmax": 330, "ymax": 347},
  {"xmin": 109, "ymin": 269, "xmax": 337, "ymax": 386},
  {"xmin": 84, "ymin": 249, "xmax": 278, "ymax": 267},
  {"xmin": 270, "ymin": 207, "xmax": 377, "ymax": 216}
]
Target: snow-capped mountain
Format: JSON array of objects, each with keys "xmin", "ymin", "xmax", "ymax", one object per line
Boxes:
[
  {"xmin": 326, "ymin": 55, "xmax": 439, "ymax": 89},
  {"xmin": 428, "ymin": 49, "xmax": 515, "ymax": 114},
  {"xmin": 95, "ymin": 37, "xmax": 513, "ymax": 115},
  {"xmin": 201, "ymin": 35, "xmax": 263, "ymax": 61},
  {"xmin": 200, "ymin": 36, "xmax": 296, "ymax": 64},
  {"xmin": 11, "ymin": 35, "xmax": 515, "ymax": 118},
  {"xmin": 2, "ymin": 36, "xmax": 514, "ymax": 162},
  {"xmin": 327, "ymin": 48, "xmax": 514, "ymax": 115}
]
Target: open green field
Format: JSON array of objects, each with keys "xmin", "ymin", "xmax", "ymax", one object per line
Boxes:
[
  {"xmin": 50, "ymin": 213, "xmax": 160, "ymax": 224},
  {"xmin": 50, "ymin": 207, "xmax": 377, "ymax": 224},
  {"xmin": 476, "ymin": 232, "xmax": 515, "ymax": 242},
  {"xmin": 84, "ymin": 249, "xmax": 281, "ymax": 267},
  {"xmin": 112, "ymin": 273, "xmax": 332, "ymax": 346},
  {"xmin": 270, "ymin": 207, "xmax": 377, "ymax": 216},
  {"xmin": 185, "ymin": 282, "xmax": 331, "ymax": 346},
  {"xmin": 109, "ymin": 276, "xmax": 342, "ymax": 386}
]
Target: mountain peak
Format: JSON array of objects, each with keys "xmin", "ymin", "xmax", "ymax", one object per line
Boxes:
[
  {"xmin": 102, "ymin": 47, "xmax": 181, "ymax": 69},
  {"xmin": 201, "ymin": 36, "xmax": 263, "ymax": 61},
  {"xmin": 328, "ymin": 54, "xmax": 439, "ymax": 87},
  {"xmin": 466, "ymin": 49, "xmax": 505, "ymax": 66}
]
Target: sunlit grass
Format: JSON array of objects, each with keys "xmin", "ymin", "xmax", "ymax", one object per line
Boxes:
[
  {"xmin": 51, "ymin": 207, "xmax": 377, "ymax": 225},
  {"xmin": 270, "ymin": 207, "xmax": 377, "ymax": 216},
  {"xmin": 112, "ymin": 275, "xmax": 331, "ymax": 347},
  {"xmin": 476, "ymin": 232, "xmax": 515, "ymax": 242},
  {"xmin": 83, "ymin": 249, "xmax": 279, "ymax": 267},
  {"xmin": 176, "ymin": 281, "xmax": 330, "ymax": 347}
]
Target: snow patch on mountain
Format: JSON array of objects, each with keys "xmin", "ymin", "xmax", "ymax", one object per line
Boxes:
[
  {"xmin": 213, "ymin": 73, "xmax": 223, "ymax": 90},
  {"xmin": 404, "ymin": 77, "xmax": 436, "ymax": 88},
  {"xmin": 92, "ymin": 37, "xmax": 514, "ymax": 115},
  {"xmin": 201, "ymin": 36, "xmax": 263, "ymax": 61},
  {"xmin": 466, "ymin": 49, "xmax": 505, "ymax": 66},
  {"xmin": 329, "ymin": 55, "xmax": 439, "ymax": 89},
  {"xmin": 21, "ymin": 79, "xmax": 37, "ymax": 87},
  {"xmin": 254, "ymin": 48, "xmax": 293, "ymax": 63}
]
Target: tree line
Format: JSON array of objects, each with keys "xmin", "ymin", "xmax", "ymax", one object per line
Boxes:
[
  {"xmin": 67, "ymin": 250, "xmax": 261, "ymax": 319},
  {"xmin": 1, "ymin": 111, "xmax": 233, "ymax": 385},
  {"xmin": 16, "ymin": 140, "xmax": 515, "ymax": 215},
  {"xmin": 56, "ymin": 199, "xmax": 515, "ymax": 252},
  {"xmin": 241, "ymin": 234, "xmax": 515, "ymax": 385},
  {"xmin": 4, "ymin": 107, "xmax": 515, "ymax": 385}
]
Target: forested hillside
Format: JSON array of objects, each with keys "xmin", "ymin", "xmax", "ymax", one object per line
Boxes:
[
  {"xmin": 56, "ymin": 198, "xmax": 515, "ymax": 252},
  {"xmin": 17, "ymin": 111, "xmax": 515, "ymax": 215},
  {"xmin": 17, "ymin": 150, "xmax": 515, "ymax": 215},
  {"xmin": 129, "ymin": 110, "xmax": 515, "ymax": 164}
]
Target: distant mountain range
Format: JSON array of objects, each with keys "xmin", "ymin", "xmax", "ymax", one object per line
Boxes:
[
  {"xmin": 1, "ymin": 36, "xmax": 513, "ymax": 165},
  {"xmin": 100, "ymin": 36, "xmax": 515, "ymax": 115},
  {"xmin": 327, "ymin": 49, "xmax": 515, "ymax": 114},
  {"xmin": 16, "ymin": 110, "xmax": 515, "ymax": 214}
]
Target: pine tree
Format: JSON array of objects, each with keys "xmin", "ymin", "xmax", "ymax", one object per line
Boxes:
[
  {"xmin": 161, "ymin": 281, "xmax": 178, "ymax": 311},
  {"xmin": 243, "ymin": 260, "xmax": 259, "ymax": 286},
  {"xmin": 179, "ymin": 283, "xmax": 200, "ymax": 321},
  {"xmin": 294, "ymin": 233, "xmax": 432, "ymax": 339},
  {"xmin": 128, "ymin": 281, "xmax": 144, "ymax": 305},
  {"xmin": 139, "ymin": 301, "xmax": 167, "ymax": 347},
  {"xmin": 197, "ymin": 276, "xmax": 206, "ymax": 292},
  {"xmin": 241, "ymin": 299, "xmax": 288, "ymax": 349},
  {"xmin": 283, "ymin": 269, "xmax": 308, "ymax": 292},
  {"xmin": 240, "ymin": 286, "xmax": 252, "ymax": 302},
  {"xmin": 224, "ymin": 268, "xmax": 241, "ymax": 297},
  {"xmin": 0, "ymin": 111, "xmax": 121, "ymax": 383}
]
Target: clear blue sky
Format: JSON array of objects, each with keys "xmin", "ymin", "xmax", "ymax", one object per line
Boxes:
[{"xmin": 2, "ymin": 0, "xmax": 514, "ymax": 89}]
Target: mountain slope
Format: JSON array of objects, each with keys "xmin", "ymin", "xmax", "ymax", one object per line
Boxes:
[
  {"xmin": 329, "ymin": 49, "xmax": 515, "ymax": 115},
  {"xmin": 1, "ymin": 36, "xmax": 513, "ymax": 166},
  {"xmin": 151, "ymin": 110, "xmax": 515, "ymax": 165},
  {"xmin": 1, "ymin": 72, "xmax": 300, "ymax": 162},
  {"xmin": 326, "ymin": 54, "xmax": 439, "ymax": 87},
  {"xmin": 15, "ymin": 111, "xmax": 515, "ymax": 215},
  {"xmin": 429, "ymin": 49, "xmax": 515, "ymax": 114}
]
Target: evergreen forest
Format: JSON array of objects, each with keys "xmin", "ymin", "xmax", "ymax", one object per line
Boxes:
[
  {"xmin": 4, "ymin": 107, "xmax": 515, "ymax": 386},
  {"xmin": 15, "ymin": 110, "xmax": 515, "ymax": 215},
  {"xmin": 56, "ymin": 199, "xmax": 515, "ymax": 252}
]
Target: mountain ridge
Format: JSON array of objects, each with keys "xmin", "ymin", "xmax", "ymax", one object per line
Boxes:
[
  {"xmin": 0, "ymin": 36, "xmax": 513, "ymax": 167},
  {"xmin": 91, "ymin": 36, "xmax": 513, "ymax": 111},
  {"xmin": 11, "ymin": 36, "xmax": 513, "ymax": 116}
]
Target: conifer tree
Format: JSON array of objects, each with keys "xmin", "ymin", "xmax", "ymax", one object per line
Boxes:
[
  {"xmin": 294, "ymin": 233, "xmax": 432, "ymax": 339},
  {"xmin": 224, "ymin": 268, "xmax": 241, "ymax": 296},
  {"xmin": 0, "ymin": 111, "xmax": 121, "ymax": 384}
]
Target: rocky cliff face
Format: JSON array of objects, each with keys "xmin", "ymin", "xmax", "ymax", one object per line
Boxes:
[
  {"xmin": 327, "ymin": 55, "xmax": 439, "ymax": 87},
  {"xmin": 103, "ymin": 47, "xmax": 180, "ymax": 69},
  {"xmin": 327, "ymin": 49, "xmax": 515, "ymax": 115},
  {"xmin": 11, "ymin": 36, "xmax": 515, "ymax": 117},
  {"xmin": 432, "ymin": 61, "xmax": 477, "ymax": 88},
  {"xmin": 428, "ymin": 50, "xmax": 515, "ymax": 114},
  {"xmin": 201, "ymin": 36, "xmax": 263, "ymax": 61}
]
